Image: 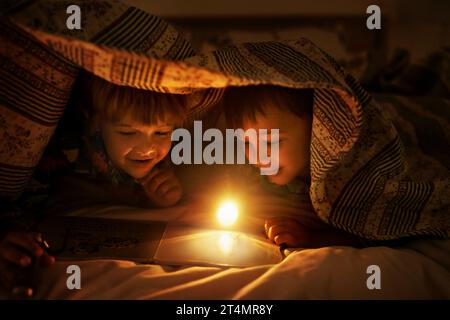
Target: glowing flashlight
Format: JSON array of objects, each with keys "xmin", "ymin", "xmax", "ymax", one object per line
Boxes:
[{"xmin": 217, "ymin": 201, "xmax": 239, "ymax": 227}]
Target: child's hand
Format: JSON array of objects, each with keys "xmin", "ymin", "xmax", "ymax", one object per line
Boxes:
[
  {"xmin": 265, "ymin": 217, "xmax": 363, "ymax": 248},
  {"xmin": 139, "ymin": 166, "xmax": 183, "ymax": 207},
  {"xmin": 0, "ymin": 232, "xmax": 55, "ymax": 289}
]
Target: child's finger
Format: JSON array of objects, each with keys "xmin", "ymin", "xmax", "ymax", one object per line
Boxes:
[
  {"xmin": 147, "ymin": 172, "xmax": 172, "ymax": 194},
  {"xmin": 0, "ymin": 243, "xmax": 32, "ymax": 267},
  {"xmin": 39, "ymin": 252, "xmax": 55, "ymax": 267},
  {"xmin": 164, "ymin": 187, "xmax": 182, "ymax": 199},
  {"xmin": 156, "ymin": 180, "xmax": 178, "ymax": 196},
  {"xmin": 274, "ymin": 233, "xmax": 297, "ymax": 246},
  {"xmin": 267, "ymin": 224, "xmax": 292, "ymax": 241},
  {"xmin": 4, "ymin": 233, "xmax": 43, "ymax": 257},
  {"xmin": 138, "ymin": 167, "xmax": 160, "ymax": 185}
]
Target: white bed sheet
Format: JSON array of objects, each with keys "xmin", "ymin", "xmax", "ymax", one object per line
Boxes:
[{"xmin": 28, "ymin": 193, "xmax": 450, "ymax": 300}]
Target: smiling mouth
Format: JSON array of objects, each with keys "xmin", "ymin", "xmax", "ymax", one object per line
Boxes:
[{"xmin": 128, "ymin": 158, "xmax": 154, "ymax": 165}]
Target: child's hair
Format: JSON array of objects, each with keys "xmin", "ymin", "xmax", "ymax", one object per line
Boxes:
[
  {"xmin": 77, "ymin": 71, "xmax": 188, "ymax": 131},
  {"xmin": 223, "ymin": 85, "xmax": 314, "ymax": 128}
]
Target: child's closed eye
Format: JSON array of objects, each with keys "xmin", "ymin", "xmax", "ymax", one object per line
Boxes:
[
  {"xmin": 118, "ymin": 131, "xmax": 137, "ymax": 136},
  {"xmin": 155, "ymin": 130, "xmax": 172, "ymax": 137}
]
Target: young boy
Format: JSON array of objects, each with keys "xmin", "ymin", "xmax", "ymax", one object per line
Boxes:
[
  {"xmin": 0, "ymin": 72, "xmax": 188, "ymax": 290},
  {"xmin": 224, "ymin": 85, "xmax": 364, "ymax": 248}
]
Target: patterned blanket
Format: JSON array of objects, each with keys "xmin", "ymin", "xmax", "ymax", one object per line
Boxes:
[{"xmin": 1, "ymin": 0, "xmax": 448, "ymax": 240}]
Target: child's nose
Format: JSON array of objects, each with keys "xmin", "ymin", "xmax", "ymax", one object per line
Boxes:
[
  {"xmin": 136, "ymin": 148, "xmax": 156, "ymax": 158},
  {"xmin": 136, "ymin": 139, "xmax": 158, "ymax": 157}
]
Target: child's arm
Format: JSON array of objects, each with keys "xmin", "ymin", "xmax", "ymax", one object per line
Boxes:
[
  {"xmin": 264, "ymin": 216, "xmax": 364, "ymax": 248},
  {"xmin": 138, "ymin": 166, "xmax": 183, "ymax": 208}
]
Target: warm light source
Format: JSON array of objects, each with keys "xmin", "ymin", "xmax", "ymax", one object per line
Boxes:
[{"xmin": 217, "ymin": 201, "xmax": 239, "ymax": 227}]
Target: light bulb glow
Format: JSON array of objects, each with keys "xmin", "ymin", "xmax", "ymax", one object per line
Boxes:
[{"xmin": 217, "ymin": 201, "xmax": 238, "ymax": 227}]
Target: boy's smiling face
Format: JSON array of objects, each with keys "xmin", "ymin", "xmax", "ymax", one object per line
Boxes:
[
  {"xmin": 242, "ymin": 104, "xmax": 312, "ymax": 186},
  {"xmin": 100, "ymin": 114, "xmax": 174, "ymax": 179}
]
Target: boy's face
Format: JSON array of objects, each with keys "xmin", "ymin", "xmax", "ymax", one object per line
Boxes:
[
  {"xmin": 100, "ymin": 114, "xmax": 174, "ymax": 179},
  {"xmin": 242, "ymin": 104, "xmax": 312, "ymax": 186}
]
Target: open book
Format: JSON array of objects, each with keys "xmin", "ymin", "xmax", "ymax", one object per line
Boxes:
[{"xmin": 38, "ymin": 216, "xmax": 284, "ymax": 267}]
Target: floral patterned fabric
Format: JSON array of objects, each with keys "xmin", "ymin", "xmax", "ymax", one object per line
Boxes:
[{"xmin": 0, "ymin": 0, "xmax": 195, "ymax": 202}]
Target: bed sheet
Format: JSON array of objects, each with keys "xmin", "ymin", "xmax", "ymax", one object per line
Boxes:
[{"xmin": 26, "ymin": 192, "xmax": 450, "ymax": 299}]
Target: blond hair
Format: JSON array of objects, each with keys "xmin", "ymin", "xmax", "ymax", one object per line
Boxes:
[{"xmin": 78, "ymin": 71, "xmax": 188, "ymax": 132}]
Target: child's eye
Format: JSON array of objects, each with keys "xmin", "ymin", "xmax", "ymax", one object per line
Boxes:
[
  {"xmin": 118, "ymin": 131, "xmax": 136, "ymax": 136},
  {"xmin": 155, "ymin": 131, "xmax": 171, "ymax": 136}
]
